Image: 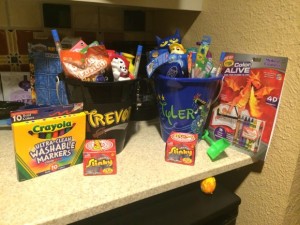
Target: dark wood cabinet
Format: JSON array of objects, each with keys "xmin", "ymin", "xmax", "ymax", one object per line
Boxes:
[{"xmin": 71, "ymin": 181, "xmax": 241, "ymax": 225}]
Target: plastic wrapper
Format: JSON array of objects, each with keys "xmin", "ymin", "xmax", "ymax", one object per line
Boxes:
[{"xmin": 60, "ymin": 44, "xmax": 113, "ymax": 82}]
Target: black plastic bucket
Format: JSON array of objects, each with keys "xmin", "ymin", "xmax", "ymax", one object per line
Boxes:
[{"xmin": 64, "ymin": 77, "xmax": 136, "ymax": 154}]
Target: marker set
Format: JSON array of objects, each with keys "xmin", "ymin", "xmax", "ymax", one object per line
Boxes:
[
  {"xmin": 233, "ymin": 116, "xmax": 265, "ymax": 152},
  {"xmin": 10, "ymin": 104, "xmax": 86, "ymax": 181}
]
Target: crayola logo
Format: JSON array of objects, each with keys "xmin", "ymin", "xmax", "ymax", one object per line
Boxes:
[
  {"xmin": 32, "ymin": 121, "xmax": 72, "ymax": 133},
  {"xmin": 85, "ymin": 107, "xmax": 131, "ymax": 128},
  {"xmin": 223, "ymin": 59, "xmax": 234, "ymax": 67}
]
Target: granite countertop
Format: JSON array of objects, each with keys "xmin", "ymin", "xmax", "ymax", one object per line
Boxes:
[{"xmin": 0, "ymin": 120, "xmax": 255, "ymax": 225}]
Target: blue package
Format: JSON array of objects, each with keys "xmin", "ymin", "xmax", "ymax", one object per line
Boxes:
[
  {"xmin": 146, "ymin": 41, "xmax": 189, "ymax": 78},
  {"xmin": 28, "ymin": 41, "xmax": 68, "ymax": 105},
  {"xmin": 147, "ymin": 52, "xmax": 189, "ymax": 78},
  {"xmin": 146, "ymin": 52, "xmax": 170, "ymax": 78},
  {"xmin": 168, "ymin": 53, "xmax": 188, "ymax": 76},
  {"xmin": 157, "ymin": 62, "xmax": 183, "ymax": 78},
  {"xmin": 156, "ymin": 53, "xmax": 189, "ymax": 78},
  {"xmin": 147, "ymin": 49, "xmax": 169, "ymax": 62}
]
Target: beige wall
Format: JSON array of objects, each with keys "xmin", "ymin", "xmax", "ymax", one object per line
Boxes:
[{"xmin": 182, "ymin": 0, "xmax": 300, "ymax": 224}]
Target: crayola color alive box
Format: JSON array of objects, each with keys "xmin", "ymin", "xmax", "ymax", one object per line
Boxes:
[
  {"xmin": 11, "ymin": 112, "xmax": 86, "ymax": 181},
  {"xmin": 83, "ymin": 139, "xmax": 117, "ymax": 176},
  {"xmin": 209, "ymin": 52, "xmax": 288, "ymax": 161}
]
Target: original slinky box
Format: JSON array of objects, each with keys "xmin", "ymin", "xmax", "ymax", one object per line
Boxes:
[
  {"xmin": 165, "ymin": 132, "xmax": 198, "ymax": 166},
  {"xmin": 11, "ymin": 107, "xmax": 86, "ymax": 181},
  {"xmin": 83, "ymin": 139, "xmax": 117, "ymax": 175}
]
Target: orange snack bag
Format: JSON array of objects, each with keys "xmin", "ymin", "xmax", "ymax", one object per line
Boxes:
[{"xmin": 60, "ymin": 44, "xmax": 113, "ymax": 82}]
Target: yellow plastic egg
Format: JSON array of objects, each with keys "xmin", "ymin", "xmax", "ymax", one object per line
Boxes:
[{"xmin": 200, "ymin": 177, "xmax": 216, "ymax": 194}]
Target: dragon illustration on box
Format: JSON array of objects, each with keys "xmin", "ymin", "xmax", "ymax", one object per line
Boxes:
[{"xmin": 223, "ymin": 71, "xmax": 274, "ymax": 118}]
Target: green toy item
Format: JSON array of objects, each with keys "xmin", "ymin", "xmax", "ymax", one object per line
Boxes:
[{"xmin": 202, "ymin": 130, "xmax": 230, "ymax": 160}]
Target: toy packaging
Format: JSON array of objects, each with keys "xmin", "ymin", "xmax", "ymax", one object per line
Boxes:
[
  {"xmin": 28, "ymin": 41, "xmax": 68, "ymax": 105},
  {"xmin": 209, "ymin": 52, "xmax": 288, "ymax": 160},
  {"xmin": 11, "ymin": 106, "xmax": 86, "ymax": 181},
  {"xmin": 165, "ymin": 132, "xmax": 198, "ymax": 165},
  {"xmin": 51, "ymin": 29, "xmax": 142, "ymax": 82},
  {"xmin": 83, "ymin": 139, "xmax": 117, "ymax": 175},
  {"xmin": 146, "ymin": 52, "xmax": 169, "ymax": 78},
  {"xmin": 0, "ymin": 72, "xmax": 32, "ymax": 104},
  {"xmin": 147, "ymin": 32, "xmax": 217, "ymax": 79},
  {"xmin": 60, "ymin": 43, "xmax": 114, "ymax": 82}
]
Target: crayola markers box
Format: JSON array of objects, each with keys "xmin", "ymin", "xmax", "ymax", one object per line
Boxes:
[
  {"xmin": 83, "ymin": 139, "xmax": 117, "ymax": 176},
  {"xmin": 11, "ymin": 112, "xmax": 86, "ymax": 181}
]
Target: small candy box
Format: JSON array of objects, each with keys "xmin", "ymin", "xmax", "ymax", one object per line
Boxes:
[
  {"xmin": 83, "ymin": 139, "xmax": 117, "ymax": 175},
  {"xmin": 165, "ymin": 132, "xmax": 198, "ymax": 166}
]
